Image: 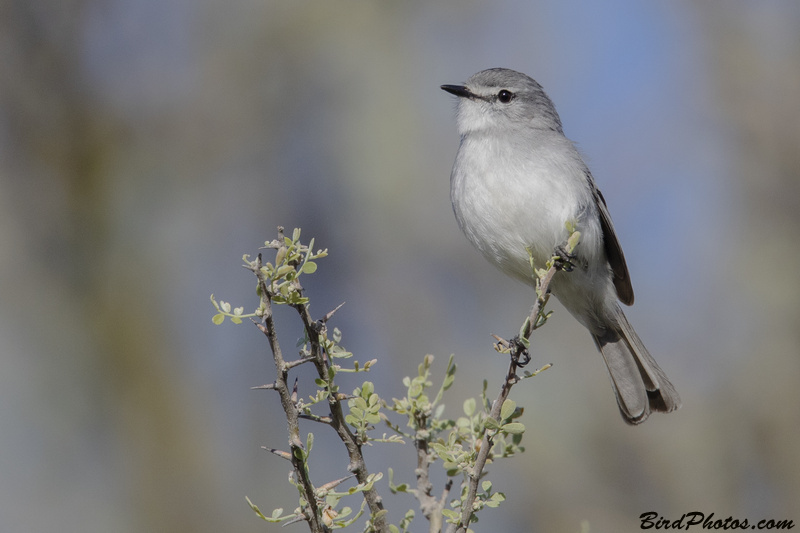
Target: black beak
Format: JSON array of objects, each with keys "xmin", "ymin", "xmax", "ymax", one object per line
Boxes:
[{"xmin": 440, "ymin": 84, "xmax": 473, "ymax": 98}]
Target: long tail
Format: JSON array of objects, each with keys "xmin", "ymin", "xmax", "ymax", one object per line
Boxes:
[{"xmin": 592, "ymin": 307, "xmax": 681, "ymax": 425}]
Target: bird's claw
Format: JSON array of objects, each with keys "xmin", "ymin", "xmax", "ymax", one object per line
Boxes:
[
  {"xmin": 553, "ymin": 244, "xmax": 576, "ymax": 272},
  {"xmin": 509, "ymin": 335, "xmax": 531, "ymax": 367}
]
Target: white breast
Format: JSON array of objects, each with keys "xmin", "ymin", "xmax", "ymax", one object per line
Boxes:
[
  {"xmin": 449, "ymin": 129, "xmax": 616, "ymax": 330},
  {"xmin": 452, "ymin": 131, "xmax": 597, "ymax": 273}
]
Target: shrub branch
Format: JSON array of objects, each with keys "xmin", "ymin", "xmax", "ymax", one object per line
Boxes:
[{"xmin": 213, "ymin": 224, "xmax": 579, "ymax": 533}]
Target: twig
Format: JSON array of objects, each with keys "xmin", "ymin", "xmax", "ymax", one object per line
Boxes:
[
  {"xmin": 439, "ymin": 480, "xmax": 453, "ymax": 512},
  {"xmin": 412, "ymin": 412, "xmax": 442, "ymax": 533},
  {"xmin": 448, "ymin": 256, "xmax": 564, "ymax": 533},
  {"xmin": 250, "ymin": 382, "xmax": 276, "ymax": 390},
  {"xmin": 251, "ymin": 263, "xmax": 324, "ymax": 533},
  {"xmin": 292, "ymin": 302, "xmax": 389, "ymax": 533},
  {"xmin": 298, "ymin": 413, "xmax": 334, "ymax": 425},
  {"xmin": 246, "ymin": 227, "xmax": 387, "ymax": 532}
]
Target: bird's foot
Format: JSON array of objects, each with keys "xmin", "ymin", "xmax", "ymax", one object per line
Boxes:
[
  {"xmin": 509, "ymin": 335, "xmax": 531, "ymax": 367},
  {"xmin": 553, "ymin": 244, "xmax": 576, "ymax": 272}
]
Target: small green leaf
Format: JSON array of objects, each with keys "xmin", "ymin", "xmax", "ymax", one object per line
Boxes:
[
  {"xmin": 430, "ymin": 443, "xmax": 448, "ymax": 457},
  {"xmin": 275, "ymin": 246, "xmax": 287, "ymax": 266},
  {"xmin": 481, "ymin": 480, "xmax": 492, "ymax": 492},
  {"xmin": 275, "ymin": 264, "xmax": 295, "ymax": 278},
  {"xmin": 444, "ymin": 466, "xmax": 460, "ymax": 477},
  {"xmin": 302, "ymin": 261, "xmax": 317, "ymax": 274},
  {"xmin": 442, "ymin": 373, "xmax": 455, "ymax": 391},
  {"xmin": 516, "ymin": 334, "xmax": 531, "ymax": 349},
  {"xmin": 293, "ymin": 447, "xmax": 306, "ymax": 461},
  {"xmin": 245, "ymin": 496, "xmax": 267, "ymax": 520},
  {"xmin": 441, "ymin": 509, "xmax": 459, "ymax": 520},
  {"xmin": 212, "ymin": 313, "xmax": 225, "ymax": 325},
  {"xmin": 500, "ymin": 399, "xmax": 516, "ymax": 421},
  {"xmin": 230, "ymin": 316, "xmax": 242, "ymax": 324},
  {"xmin": 501, "ymin": 422, "xmax": 525, "ymax": 435},
  {"xmin": 567, "ymin": 230, "xmax": 581, "ymax": 253},
  {"xmin": 486, "ymin": 492, "xmax": 506, "ymax": 508},
  {"xmin": 484, "ymin": 417, "xmax": 501, "ymax": 430},
  {"xmin": 362, "ymin": 381, "xmax": 374, "ymax": 397},
  {"xmin": 463, "ymin": 398, "xmax": 476, "ymax": 417},
  {"xmin": 518, "ymin": 318, "xmax": 531, "ymax": 340}
]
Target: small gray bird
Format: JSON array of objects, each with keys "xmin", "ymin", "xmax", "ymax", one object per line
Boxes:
[{"xmin": 442, "ymin": 68, "xmax": 680, "ymax": 424}]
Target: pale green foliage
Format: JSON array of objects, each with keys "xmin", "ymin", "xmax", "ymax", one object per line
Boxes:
[
  {"xmin": 210, "ymin": 295, "xmax": 250, "ymax": 324},
  {"xmin": 210, "ymin": 227, "xmax": 564, "ymax": 532},
  {"xmin": 388, "ymin": 509, "xmax": 415, "ymax": 533},
  {"xmin": 385, "ymin": 355, "xmax": 527, "ymax": 526},
  {"xmin": 210, "ymin": 227, "xmax": 329, "ymax": 325},
  {"xmin": 346, "ymin": 382, "xmax": 383, "ymax": 444}
]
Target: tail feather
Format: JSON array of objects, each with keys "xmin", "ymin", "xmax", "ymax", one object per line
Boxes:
[{"xmin": 592, "ymin": 308, "xmax": 681, "ymax": 425}]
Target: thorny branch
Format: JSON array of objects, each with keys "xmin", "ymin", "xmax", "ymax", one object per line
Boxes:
[
  {"xmin": 292, "ymin": 302, "xmax": 388, "ymax": 532},
  {"xmin": 224, "ymin": 226, "xmax": 576, "ymax": 533},
  {"xmin": 447, "ymin": 242, "xmax": 571, "ymax": 533},
  {"xmin": 248, "ymin": 227, "xmax": 387, "ymax": 533},
  {"xmin": 251, "ymin": 270, "xmax": 324, "ymax": 532},
  {"xmin": 413, "ymin": 408, "xmax": 453, "ymax": 533}
]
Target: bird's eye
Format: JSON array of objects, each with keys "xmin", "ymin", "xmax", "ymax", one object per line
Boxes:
[{"xmin": 497, "ymin": 90, "xmax": 514, "ymax": 103}]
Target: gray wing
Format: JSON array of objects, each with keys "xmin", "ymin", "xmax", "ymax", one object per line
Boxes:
[{"xmin": 587, "ymin": 172, "xmax": 634, "ymax": 306}]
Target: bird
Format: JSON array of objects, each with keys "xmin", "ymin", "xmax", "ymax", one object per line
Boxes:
[{"xmin": 441, "ymin": 68, "xmax": 680, "ymax": 424}]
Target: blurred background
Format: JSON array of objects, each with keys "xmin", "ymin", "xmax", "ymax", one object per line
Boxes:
[{"xmin": 2, "ymin": 0, "xmax": 799, "ymax": 531}]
